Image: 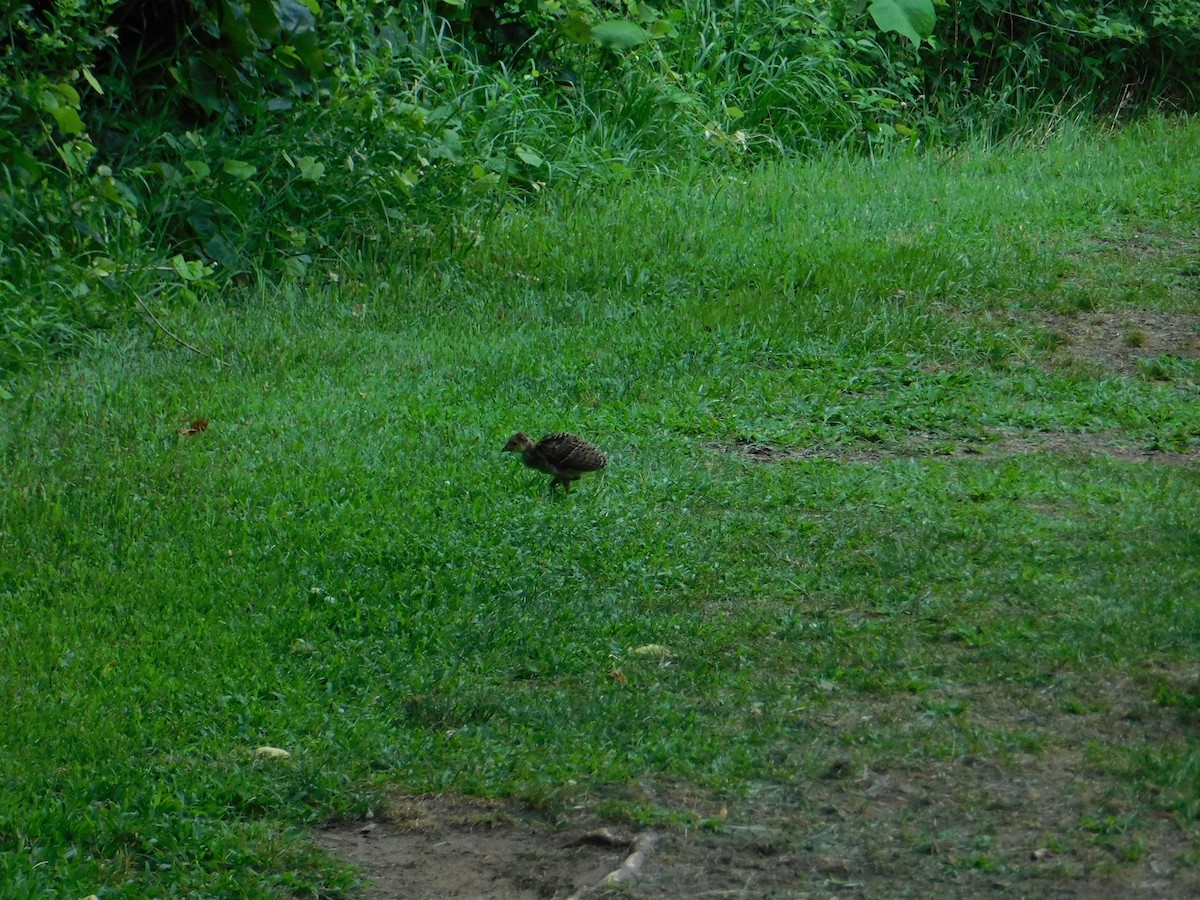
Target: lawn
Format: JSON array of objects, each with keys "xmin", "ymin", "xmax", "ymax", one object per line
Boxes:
[{"xmin": 2, "ymin": 116, "xmax": 1198, "ymax": 896}]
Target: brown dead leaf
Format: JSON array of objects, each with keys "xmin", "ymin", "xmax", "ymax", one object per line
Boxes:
[{"xmin": 178, "ymin": 418, "xmax": 210, "ymax": 436}]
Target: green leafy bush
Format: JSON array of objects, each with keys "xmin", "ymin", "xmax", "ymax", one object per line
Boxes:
[
  {"xmin": 926, "ymin": 0, "xmax": 1200, "ymax": 127},
  {"xmin": 1, "ymin": 1, "xmax": 129, "ymax": 367},
  {"xmin": 2, "ymin": 0, "xmax": 1198, "ymax": 378},
  {"xmin": 1, "ymin": 1, "xmax": 584, "ymax": 370}
]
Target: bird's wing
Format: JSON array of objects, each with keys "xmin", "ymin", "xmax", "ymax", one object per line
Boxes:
[{"xmin": 550, "ymin": 435, "xmax": 606, "ymax": 472}]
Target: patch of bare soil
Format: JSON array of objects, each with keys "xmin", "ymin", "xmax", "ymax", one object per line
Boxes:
[
  {"xmin": 318, "ymin": 670, "xmax": 1199, "ymax": 898},
  {"xmin": 716, "ymin": 429, "xmax": 1200, "ymax": 466},
  {"xmin": 317, "ymin": 796, "xmax": 632, "ymax": 899},
  {"xmin": 1077, "ymin": 232, "xmax": 1200, "ymax": 263},
  {"xmin": 1042, "ymin": 309, "xmax": 1200, "ymax": 377}
]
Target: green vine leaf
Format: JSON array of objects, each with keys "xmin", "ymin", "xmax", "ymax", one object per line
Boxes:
[
  {"xmin": 223, "ymin": 159, "xmax": 258, "ymax": 180},
  {"xmin": 515, "ymin": 147, "xmax": 544, "ymax": 168},
  {"xmin": 868, "ymin": 0, "xmax": 936, "ymax": 48},
  {"xmin": 49, "ymin": 106, "xmax": 86, "ymax": 135},
  {"xmin": 591, "ymin": 20, "xmax": 649, "ymax": 51},
  {"xmin": 561, "ymin": 13, "xmax": 593, "ymax": 44}
]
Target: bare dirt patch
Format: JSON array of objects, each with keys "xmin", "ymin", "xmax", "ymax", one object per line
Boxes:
[
  {"xmin": 317, "ymin": 796, "xmax": 631, "ymax": 899},
  {"xmin": 1041, "ymin": 309, "xmax": 1200, "ymax": 378},
  {"xmin": 1077, "ymin": 232, "xmax": 1200, "ymax": 264},
  {"xmin": 318, "ymin": 671, "xmax": 1199, "ymax": 898},
  {"xmin": 715, "ymin": 429, "xmax": 1200, "ymax": 466}
]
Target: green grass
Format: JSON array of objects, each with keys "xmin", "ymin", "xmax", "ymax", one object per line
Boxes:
[{"xmin": 2, "ymin": 115, "xmax": 1199, "ymax": 895}]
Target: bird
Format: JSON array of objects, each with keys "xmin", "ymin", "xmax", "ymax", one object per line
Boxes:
[{"xmin": 502, "ymin": 431, "xmax": 607, "ymax": 496}]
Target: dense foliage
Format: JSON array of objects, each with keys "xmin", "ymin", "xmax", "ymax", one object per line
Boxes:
[
  {"xmin": 1, "ymin": 0, "xmax": 1197, "ymax": 374},
  {"xmin": 927, "ymin": 0, "xmax": 1200, "ymax": 137}
]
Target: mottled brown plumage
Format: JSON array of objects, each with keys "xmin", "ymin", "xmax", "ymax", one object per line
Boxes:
[{"xmin": 503, "ymin": 431, "xmax": 607, "ymax": 495}]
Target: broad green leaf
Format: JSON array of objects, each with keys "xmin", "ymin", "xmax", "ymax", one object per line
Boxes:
[
  {"xmin": 90, "ymin": 257, "xmax": 117, "ymax": 277},
  {"xmin": 561, "ymin": 13, "xmax": 593, "ymax": 43},
  {"xmin": 93, "ymin": 175, "xmax": 138, "ymax": 211},
  {"xmin": 248, "ymin": 0, "xmax": 281, "ymax": 40},
  {"xmin": 869, "ymin": 0, "xmax": 936, "ymax": 48},
  {"xmin": 58, "ymin": 140, "xmax": 95, "ymax": 172},
  {"xmin": 290, "ymin": 32, "xmax": 325, "ymax": 75},
  {"xmin": 220, "ymin": 3, "xmax": 257, "ymax": 56},
  {"xmin": 49, "ymin": 106, "xmax": 86, "ymax": 135},
  {"xmin": 184, "ymin": 160, "xmax": 211, "ymax": 179},
  {"xmin": 223, "ymin": 159, "xmax": 258, "ymax": 180},
  {"xmin": 607, "ymin": 160, "xmax": 634, "ymax": 180},
  {"xmin": 0, "ymin": 384, "xmax": 12, "ymax": 401},
  {"xmin": 156, "ymin": 163, "xmax": 181, "ymax": 186},
  {"xmin": 217, "ymin": 184, "xmax": 252, "ymax": 221},
  {"xmin": 281, "ymin": 255, "xmax": 310, "ymax": 278},
  {"xmin": 204, "ymin": 235, "xmax": 241, "ymax": 270},
  {"xmin": 471, "ymin": 170, "xmax": 501, "ymax": 192},
  {"xmin": 82, "ymin": 67, "xmax": 104, "ymax": 95},
  {"xmin": 172, "ymin": 254, "xmax": 199, "ymax": 281},
  {"xmin": 188, "ymin": 215, "xmax": 217, "ymax": 240},
  {"xmin": 187, "ymin": 57, "xmax": 225, "ymax": 115},
  {"xmin": 55, "ymin": 83, "xmax": 81, "ymax": 106},
  {"xmin": 275, "ymin": 45, "xmax": 302, "ymax": 68},
  {"xmin": 591, "ymin": 20, "xmax": 649, "ymax": 50},
  {"xmin": 36, "ymin": 88, "xmax": 61, "ymax": 111},
  {"xmin": 296, "ymin": 156, "xmax": 325, "ymax": 181},
  {"xmin": 725, "ymin": 106, "xmax": 745, "ymax": 120},
  {"xmin": 10, "ymin": 151, "xmax": 43, "ymax": 183},
  {"xmin": 515, "ymin": 147, "xmax": 545, "ymax": 168}
]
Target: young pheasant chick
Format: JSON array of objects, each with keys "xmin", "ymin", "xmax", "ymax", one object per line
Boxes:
[{"xmin": 503, "ymin": 432, "xmax": 607, "ymax": 495}]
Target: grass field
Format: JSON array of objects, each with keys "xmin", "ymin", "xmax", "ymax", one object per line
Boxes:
[{"xmin": 2, "ymin": 115, "xmax": 1198, "ymax": 896}]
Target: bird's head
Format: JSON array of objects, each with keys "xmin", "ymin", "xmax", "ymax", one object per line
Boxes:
[{"xmin": 502, "ymin": 432, "xmax": 535, "ymax": 453}]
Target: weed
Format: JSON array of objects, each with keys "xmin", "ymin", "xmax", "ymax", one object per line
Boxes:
[{"xmin": 1125, "ymin": 329, "xmax": 1149, "ymax": 347}]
